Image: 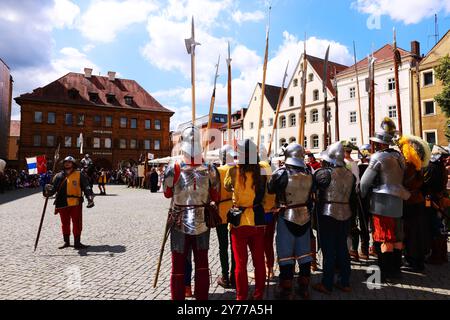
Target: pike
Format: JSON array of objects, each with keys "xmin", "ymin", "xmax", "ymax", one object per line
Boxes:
[
  {"xmin": 203, "ymin": 55, "xmax": 221, "ymax": 160},
  {"xmin": 153, "ymin": 18, "xmax": 200, "ymax": 287},
  {"xmin": 333, "ymin": 66, "xmax": 340, "ymax": 142},
  {"xmin": 392, "ymin": 28, "xmax": 403, "ymax": 135},
  {"xmin": 256, "ymin": 6, "xmax": 271, "ymax": 154},
  {"xmin": 367, "ymin": 52, "xmax": 376, "ymax": 152},
  {"xmin": 353, "ymin": 41, "xmax": 365, "ymax": 145},
  {"xmin": 298, "ymin": 35, "xmax": 308, "ymax": 144},
  {"xmin": 322, "ymin": 45, "xmax": 330, "ymax": 149},
  {"xmin": 226, "ymin": 42, "xmax": 232, "ymax": 147},
  {"xmin": 33, "ymin": 143, "xmax": 60, "ymax": 252},
  {"xmin": 267, "ymin": 60, "xmax": 289, "ymax": 158}
]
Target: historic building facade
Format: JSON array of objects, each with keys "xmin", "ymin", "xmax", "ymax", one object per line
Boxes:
[
  {"xmin": 412, "ymin": 31, "xmax": 450, "ymax": 146},
  {"xmin": 0, "ymin": 58, "xmax": 13, "ymax": 159},
  {"xmin": 15, "ymin": 69, "xmax": 173, "ymax": 169}
]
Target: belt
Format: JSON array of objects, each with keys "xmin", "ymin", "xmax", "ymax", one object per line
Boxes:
[{"xmin": 282, "ymin": 203, "xmax": 307, "ymax": 210}]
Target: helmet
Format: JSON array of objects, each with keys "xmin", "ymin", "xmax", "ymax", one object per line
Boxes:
[
  {"xmin": 284, "ymin": 143, "xmax": 306, "ymax": 168},
  {"xmin": 85, "ymin": 154, "xmax": 90, "ymax": 158},
  {"xmin": 237, "ymin": 139, "xmax": 259, "ymax": 165},
  {"xmin": 430, "ymin": 144, "xmax": 450, "ymax": 162},
  {"xmin": 219, "ymin": 144, "xmax": 236, "ymax": 165},
  {"xmin": 320, "ymin": 141, "xmax": 345, "ymax": 167},
  {"xmin": 359, "ymin": 144, "xmax": 371, "ymax": 159},
  {"xmin": 370, "ymin": 117, "xmax": 397, "ymax": 145},
  {"xmin": 342, "ymin": 140, "xmax": 358, "ymax": 152},
  {"xmin": 180, "ymin": 126, "xmax": 202, "ymax": 158},
  {"xmin": 63, "ymin": 156, "xmax": 77, "ymax": 165}
]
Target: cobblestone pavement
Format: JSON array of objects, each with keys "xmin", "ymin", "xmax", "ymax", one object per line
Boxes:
[{"xmin": 0, "ymin": 185, "xmax": 449, "ymax": 300}]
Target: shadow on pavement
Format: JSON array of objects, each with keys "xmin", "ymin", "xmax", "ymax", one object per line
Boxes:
[
  {"xmin": 77, "ymin": 244, "xmax": 126, "ymax": 257},
  {"xmin": 0, "ymin": 188, "xmax": 42, "ymax": 205}
]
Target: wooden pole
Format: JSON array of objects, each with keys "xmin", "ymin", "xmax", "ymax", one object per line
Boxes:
[
  {"xmin": 369, "ymin": 54, "xmax": 376, "ymax": 152},
  {"xmin": 393, "ymin": 28, "xmax": 403, "ymax": 135},
  {"xmin": 353, "ymin": 41, "xmax": 365, "ymax": 145},
  {"xmin": 415, "ymin": 59, "xmax": 423, "ymax": 138},
  {"xmin": 323, "ymin": 45, "xmax": 330, "ymax": 150},
  {"xmin": 256, "ymin": 8, "xmax": 271, "ymax": 154},
  {"xmin": 333, "ymin": 66, "xmax": 340, "ymax": 142},
  {"xmin": 227, "ymin": 43, "xmax": 233, "ymax": 147},
  {"xmin": 268, "ymin": 61, "xmax": 289, "ymax": 158},
  {"xmin": 298, "ymin": 38, "xmax": 308, "ymax": 145},
  {"xmin": 203, "ymin": 56, "xmax": 220, "ymax": 161}
]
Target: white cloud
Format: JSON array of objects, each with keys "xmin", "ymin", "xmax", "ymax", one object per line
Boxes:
[
  {"xmin": 232, "ymin": 10, "xmax": 265, "ymax": 24},
  {"xmin": 352, "ymin": 0, "xmax": 450, "ymax": 24},
  {"xmin": 49, "ymin": 0, "xmax": 80, "ymax": 29},
  {"xmin": 11, "ymin": 47, "xmax": 99, "ymax": 119},
  {"xmin": 78, "ymin": 0, "xmax": 158, "ymax": 43}
]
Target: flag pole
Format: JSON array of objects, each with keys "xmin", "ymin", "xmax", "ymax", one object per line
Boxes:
[
  {"xmin": 267, "ymin": 61, "xmax": 289, "ymax": 158},
  {"xmin": 227, "ymin": 42, "xmax": 233, "ymax": 147},
  {"xmin": 256, "ymin": 6, "xmax": 271, "ymax": 154}
]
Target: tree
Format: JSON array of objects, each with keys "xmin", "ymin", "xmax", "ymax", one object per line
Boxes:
[{"xmin": 434, "ymin": 54, "xmax": 450, "ymax": 140}]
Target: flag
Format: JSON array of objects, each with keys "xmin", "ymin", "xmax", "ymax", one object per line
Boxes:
[
  {"xmin": 79, "ymin": 133, "xmax": 84, "ymax": 154},
  {"xmin": 26, "ymin": 155, "xmax": 47, "ymax": 175}
]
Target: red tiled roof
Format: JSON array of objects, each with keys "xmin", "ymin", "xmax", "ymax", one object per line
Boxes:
[
  {"xmin": 338, "ymin": 44, "xmax": 412, "ymax": 77},
  {"xmin": 15, "ymin": 72, "xmax": 173, "ymax": 114},
  {"xmin": 306, "ymin": 54, "xmax": 348, "ymax": 95},
  {"xmin": 9, "ymin": 120, "xmax": 20, "ymax": 136}
]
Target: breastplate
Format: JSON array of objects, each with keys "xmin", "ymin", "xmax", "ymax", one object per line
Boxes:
[
  {"xmin": 173, "ymin": 165, "xmax": 210, "ymax": 235},
  {"xmin": 282, "ymin": 167, "xmax": 313, "ymax": 226},
  {"xmin": 320, "ymin": 167, "xmax": 354, "ymax": 221}
]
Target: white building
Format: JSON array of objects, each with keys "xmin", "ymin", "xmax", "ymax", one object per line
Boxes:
[
  {"xmin": 336, "ymin": 44, "xmax": 417, "ymax": 145},
  {"xmin": 276, "ymin": 54, "xmax": 348, "ymax": 153},
  {"xmin": 243, "ymin": 83, "xmax": 284, "ymax": 151}
]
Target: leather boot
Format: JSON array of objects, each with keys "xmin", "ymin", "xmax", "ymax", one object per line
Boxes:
[
  {"xmin": 59, "ymin": 235, "xmax": 70, "ymax": 249},
  {"xmin": 74, "ymin": 236, "xmax": 89, "ymax": 250},
  {"xmin": 296, "ymin": 276, "xmax": 310, "ymax": 300},
  {"xmin": 276, "ymin": 280, "xmax": 293, "ymax": 300},
  {"xmin": 391, "ymin": 249, "xmax": 403, "ymax": 279}
]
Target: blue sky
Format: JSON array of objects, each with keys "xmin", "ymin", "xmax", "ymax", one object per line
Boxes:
[{"xmin": 2, "ymin": 0, "xmax": 449, "ymax": 129}]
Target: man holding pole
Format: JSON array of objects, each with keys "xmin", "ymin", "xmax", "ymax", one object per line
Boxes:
[{"xmin": 44, "ymin": 156, "xmax": 94, "ymax": 249}]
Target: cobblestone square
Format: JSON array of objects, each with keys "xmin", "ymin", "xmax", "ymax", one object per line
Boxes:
[{"xmin": 0, "ymin": 185, "xmax": 449, "ymax": 300}]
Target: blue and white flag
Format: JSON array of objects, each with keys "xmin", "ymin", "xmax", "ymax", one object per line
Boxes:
[{"xmin": 26, "ymin": 155, "xmax": 47, "ymax": 175}]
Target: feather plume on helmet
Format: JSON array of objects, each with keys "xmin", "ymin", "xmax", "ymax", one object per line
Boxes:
[
  {"xmin": 370, "ymin": 117, "xmax": 398, "ymax": 145},
  {"xmin": 397, "ymin": 135, "xmax": 431, "ymax": 171}
]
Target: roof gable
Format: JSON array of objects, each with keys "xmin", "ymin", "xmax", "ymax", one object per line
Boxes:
[{"xmin": 420, "ymin": 29, "xmax": 450, "ymax": 65}]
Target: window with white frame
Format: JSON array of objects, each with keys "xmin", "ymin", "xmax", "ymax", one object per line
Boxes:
[
  {"xmin": 269, "ymin": 118, "xmax": 273, "ymax": 126},
  {"xmin": 313, "ymin": 90, "xmax": 319, "ymax": 101},
  {"xmin": 350, "ymin": 137, "xmax": 357, "ymax": 145},
  {"xmin": 293, "ymin": 79, "xmax": 298, "ymax": 87},
  {"xmin": 120, "ymin": 139, "xmax": 126, "ymax": 149},
  {"xmin": 93, "ymin": 137, "xmax": 101, "ymax": 149},
  {"xmin": 64, "ymin": 136, "xmax": 72, "ymax": 148},
  {"xmin": 280, "ymin": 116, "xmax": 286, "ymax": 128},
  {"xmin": 350, "ymin": 111, "xmax": 357, "ymax": 124},
  {"xmin": 423, "ymin": 100, "xmax": 435, "ymax": 115},
  {"xmin": 312, "ymin": 135, "xmax": 319, "ymax": 149},
  {"xmin": 289, "ymin": 114, "xmax": 296, "ymax": 127},
  {"xmin": 424, "ymin": 131, "xmax": 437, "ymax": 145},
  {"xmin": 308, "ymin": 73, "xmax": 314, "ymax": 82},
  {"xmin": 250, "ymin": 122, "xmax": 254, "ymax": 129},
  {"xmin": 304, "ymin": 137, "xmax": 308, "ymax": 148},
  {"xmin": 311, "ymin": 109, "xmax": 319, "ymax": 123},
  {"xmin": 289, "ymin": 96, "xmax": 295, "ymax": 107},
  {"xmin": 130, "ymin": 139, "xmax": 137, "ymax": 149},
  {"xmin": 144, "ymin": 140, "xmax": 151, "ymax": 150},
  {"xmin": 388, "ymin": 78, "xmax": 396, "ymax": 91},
  {"xmin": 325, "ymin": 107, "xmax": 332, "ymax": 121},
  {"xmin": 350, "ymin": 87, "xmax": 356, "ymax": 98},
  {"xmin": 104, "ymin": 138, "xmax": 112, "ymax": 149},
  {"xmin": 423, "ymin": 71, "xmax": 434, "ymax": 87},
  {"xmin": 154, "ymin": 140, "xmax": 161, "ymax": 150},
  {"xmin": 388, "ymin": 105, "xmax": 397, "ymax": 118}
]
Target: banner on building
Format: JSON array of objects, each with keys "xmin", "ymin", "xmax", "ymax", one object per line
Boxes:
[{"xmin": 26, "ymin": 155, "xmax": 47, "ymax": 175}]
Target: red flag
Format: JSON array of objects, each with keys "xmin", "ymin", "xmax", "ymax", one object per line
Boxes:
[{"xmin": 36, "ymin": 155, "xmax": 47, "ymax": 174}]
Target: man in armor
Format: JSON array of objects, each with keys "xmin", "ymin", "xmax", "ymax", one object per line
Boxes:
[
  {"xmin": 80, "ymin": 154, "xmax": 93, "ymax": 168},
  {"xmin": 312, "ymin": 142, "xmax": 356, "ymax": 294},
  {"xmin": 360, "ymin": 118, "xmax": 411, "ymax": 281},
  {"xmin": 163, "ymin": 126, "xmax": 220, "ymax": 300},
  {"xmin": 216, "ymin": 145, "xmax": 236, "ymax": 288},
  {"xmin": 44, "ymin": 156, "xmax": 94, "ymax": 249},
  {"xmin": 268, "ymin": 143, "xmax": 314, "ymax": 300}
]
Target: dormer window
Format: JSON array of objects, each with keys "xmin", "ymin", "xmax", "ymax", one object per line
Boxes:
[
  {"xmin": 125, "ymin": 96, "xmax": 134, "ymax": 106},
  {"xmin": 106, "ymin": 93, "xmax": 116, "ymax": 104},
  {"xmin": 89, "ymin": 92, "xmax": 99, "ymax": 103},
  {"xmin": 68, "ymin": 88, "xmax": 79, "ymax": 100}
]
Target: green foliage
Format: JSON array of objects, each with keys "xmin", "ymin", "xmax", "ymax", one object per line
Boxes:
[{"xmin": 434, "ymin": 55, "xmax": 450, "ymax": 118}]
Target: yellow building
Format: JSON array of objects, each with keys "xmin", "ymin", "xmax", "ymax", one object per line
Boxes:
[{"xmin": 412, "ymin": 30, "xmax": 450, "ymax": 146}]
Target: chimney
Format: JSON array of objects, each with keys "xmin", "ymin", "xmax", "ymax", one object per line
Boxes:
[
  {"xmin": 411, "ymin": 41, "xmax": 421, "ymax": 58},
  {"xmin": 84, "ymin": 68, "xmax": 93, "ymax": 78},
  {"xmin": 108, "ymin": 71, "xmax": 116, "ymax": 81}
]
